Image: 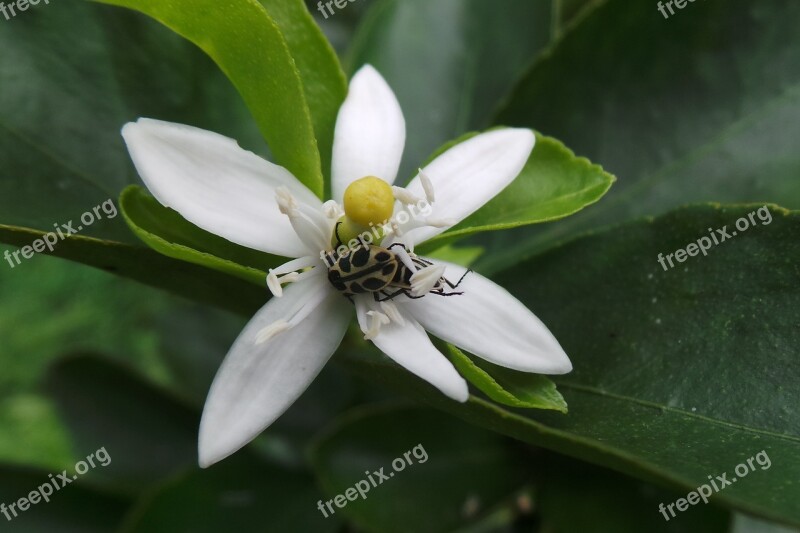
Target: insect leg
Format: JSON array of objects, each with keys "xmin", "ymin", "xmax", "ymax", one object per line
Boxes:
[
  {"xmin": 442, "ymin": 269, "xmax": 472, "ymax": 289},
  {"xmin": 374, "ymin": 288, "xmax": 408, "ymax": 302},
  {"xmin": 334, "ymin": 221, "xmax": 344, "ymax": 247}
]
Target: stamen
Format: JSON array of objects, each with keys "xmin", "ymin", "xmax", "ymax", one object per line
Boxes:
[
  {"xmin": 410, "ymin": 264, "xmax": 446, "ymax": 297},
  {"xmin": 275, "ymin": 187, "xmax": 331, "ymax": 252},
  {"xmin": 379, "ymin": 301, "xmax": 405, "ymax": 326},
  {"xmin": 255, "ymin": 320, "xmax": 291, "ymax": 344},
  {"xmin": 323, "ymin": 200, "xmax": 343, "ymax": 219},
  {"xmin": 392, "ymin": 186, "xmax": 422, "ymax": 206},
  {"xmin": 286, "ymin": 288, "xmax": 329, "ymax": 328},
  {"xmin": 276, "ymin": 187, "xmax": 298, "ymax": 216},
  {"xmin": 418, "ymin": 168, "xmax": 436, "ymax": 203},
  {"xmin": 424, "ymin": 217, "xmax": 457, "ymax": 228},
  {"xmin": 266, "ymin": 272, "xmax": 299, "ymax": 298},
  {"xmin": 254, "ymin": 282, "xmax": 329, "ymax": 345},
  {"xmin": 266, "ymin": 256, "xmax": 319, "ymax": 297},
  {"xmin": 363, "ymin": 310, "xmax": 390, "ymax": 340}
]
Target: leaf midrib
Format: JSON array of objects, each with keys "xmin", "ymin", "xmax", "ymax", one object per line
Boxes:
[{"xmin": 552, "ymin": 380, "xmax": 800, "ymax": 444}]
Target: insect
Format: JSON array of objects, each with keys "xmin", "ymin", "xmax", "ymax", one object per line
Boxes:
[{"xmin": 324, "ymin": 223, "xmax": 469, "ymax": 302}]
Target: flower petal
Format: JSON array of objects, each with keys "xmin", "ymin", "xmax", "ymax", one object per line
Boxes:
[
  {"xmin": 198, "ymin": 275, "xmax": 351, "ymax": 467},
  {"xmin": 356, "ymin": 297, "xmax": 469, "ymax": 402},
  {"xmin": 122, "ymin": 118, "xmax": 321, "ymax": 258},
  {"xmin": 332, "ymin": 65, "xmax": 406, "ymax": 202},
  {"xmin": 403, "ymin": 129, "xmax": 535, "ymax": 245},
  {"xmin": 401, "ymin": 261, "xmax": 572, "ymax": 374}
]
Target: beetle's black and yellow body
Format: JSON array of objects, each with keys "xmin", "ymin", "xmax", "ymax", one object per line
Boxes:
[
  {"xmin": 325, "ymin": 244, "xmax": 399, "ymax": 297},
  {"xmin": 324, "ymin": 240, "xmax": 468, "ymax": 302}
]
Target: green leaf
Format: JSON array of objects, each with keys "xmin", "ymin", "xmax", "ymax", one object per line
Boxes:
[
  {"xmin": 420, "ymin": 133, "xmax": 615, "ymax": 251},
  {"xmin": 552, "ymin": 0, "xmax": 597, "ymax": 37},
  {"xmin": 120, "ymin": 185, "xmax": 280, "ymax": 286},
  {"xmin": 154, "ymin": 304, "xmax": 247, "ymax": 405},
  {"xmin": 344, "ymin": 204, "xmax": 800, "ymax": 527},
  {"xmin": 536, "ymin": 456, "xmax": 730, "ymax": 533},
  {"xmin": 0, "ymin": 2, "xmax": 266, "ymax": 241},
  {"xmin": 257, "ymin": 0, "xmax": 349, "ymax": 190},
  {"xmin": 120, "ymin": 453, "xmax": 340, "ymax": 532},
  {"xmin": 486, "ymin": 0, "xmax": 800, "ymax": 272},
  {"xmin": 45, "ymin": 355, "xmax": 199, "ymax": 494},
  {"xmin": 92, "ymin": 0, "xmax": 326, "ymax": 196},
  {"xmin": 0, "ymin": 224, "xmax": 264, "ymax": 317},
  {"xmin": 425, "ymin": 244, "xmax": 485, "ymax": 267},
  {"xmin": 347, "ymin": 0, "xmax": 554, "ymax": 179},
  {"xmin": 310, "ymin": 404, "xmax": 531, "ymax": 533},
  {"xmin": 446, "ymin": 345, "xmax": 568, "ymax": 412},
  {"xmin": 0, "ymin": 464, "xmax": 130, "ymax": 532},
  {"xmin": 731, "ymin": 514, "xmax": 800, "ymax": 533},
  {"xmin": 0, "ymin": 395, "xmax": 74, "ymax": 472}
]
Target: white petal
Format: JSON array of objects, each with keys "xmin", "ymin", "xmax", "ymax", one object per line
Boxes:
[
  {"xmin": 332, "ymin": 65, "xmax": 406, "ymax": 202},
  {"xmin": 401, "ymin": 261, "xmax": 572, "ymax": 374},
  {"xmin": 199, "ymin": 276, "xmax": 351, "ymax": 467},
  {"xmin": 403, "ymin": 129, "xmax": 535, "ymax": 245},
  {"xmin": 356, "ymin": 298, "xmax": 468, "ymax": 402},
  {"xmin": 122, "ymin": 118, "xmax": 321, "ymax": 258}
]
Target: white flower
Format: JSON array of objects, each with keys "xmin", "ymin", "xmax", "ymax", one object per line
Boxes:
[{"xmin": 121, "ymin": 65, "xmax": 572, "ymax": 468}]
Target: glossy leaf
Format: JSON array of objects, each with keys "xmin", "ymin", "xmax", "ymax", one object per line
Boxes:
[
  {"xmin": 120, "ymin": 453, "xmax": 340, "ymax": 532},
  {"xmin": 310, "ymin": 404, "xmax": 531, "ymax": 533},
  {"xmin": 425, "ymin": 244, "xmax": 485, "ymax": 267},
  {"xmin": 0, "ymin": 224, "xmax": 264, "ymax": 317},
  {"xmin": 553, "ymin": 0, "xmax": 597, "ymax": 35},
  {"xmin": 257, "ymin": 0, "xmax": 348, "ymax": 188},
  {"xmin": 536, "ymin": 456, "xmax": 730, "ymax": 533},
  {"xmin": 485, "ymin": 0, "xmax": 800, "ymax": 271},
  {"xmin": 0, "ymin": 464, "xmax": 130, "ymax": 532},
  {"xmin": 0, "ymin": 395, "xmax": 74, "ymax": 472},
  {"xmin": 0, "ymin": 2, "xmax": 266, "ymax": 241},
  {"xmin": 45, "ymin": 355, "xmax": 199, "ymax": 493},
  {"xmin": 446, "ymin": 345, "xmax": 568, "ymax": 413},
  {"xmin": 119, "ymin": 185, "xmax": 281, "ymax": 286},
  {"xmin": 344, "ymin": 204, "xmax": 800, "ymax": 527},
  {"xmin": 92, "ymin": 0, "xmax": 326, "ymax": 196}
]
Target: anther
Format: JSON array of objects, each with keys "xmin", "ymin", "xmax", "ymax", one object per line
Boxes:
[
  {"xmin": 419, "ymin": 168, "xmax": 436, "ymax": 203},
  {"xmin": 410, "ymin": 264, "xmax": 446, "ymax": 297},
  {"xmin": 255, "ymin": 320, "xmax": 291, "ymax": 344},
  {"xmin": 363, "ymin": 310, "xmax": 390, "ymax": 340}
]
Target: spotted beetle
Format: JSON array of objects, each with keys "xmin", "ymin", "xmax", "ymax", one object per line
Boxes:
[{"xmin": 323, "ymin": 223, "xmax": 469, "ymax": 302}]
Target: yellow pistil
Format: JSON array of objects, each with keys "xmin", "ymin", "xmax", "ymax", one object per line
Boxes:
[
  {"xmin": 344, "ymin": 176, "xmax": 394, "ymax": 226},
  {"xmin": 334, "ymin": 176, "xmax": 394, "ymax": 246}
]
